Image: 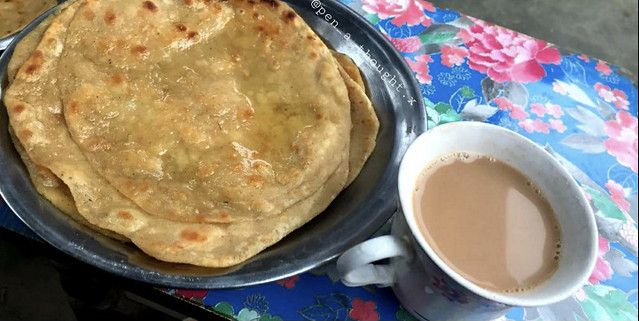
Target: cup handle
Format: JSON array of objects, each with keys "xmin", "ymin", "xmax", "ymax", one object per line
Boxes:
[{"xmin": 336, "ymin": 235, "xmax": 410, "ymax": 287}]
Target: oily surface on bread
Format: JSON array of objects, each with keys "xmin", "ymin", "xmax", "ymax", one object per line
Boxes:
[
  {"xmin": 58, "ymin": 0, "xmax": 352, "ymax": 223},
  {"xmin": 10, "ymin": 127, "xmax": 129, "ymax": 241},
  {"xmin": 4, "ymin": 0, "xmax": 378, "ymax": 267},
  {"xmin": 7, "ymin": 2, "xmax": 62, "ymax": 82},
  {"xmin": 6, "ymin": 3, "xmax": 128, "ymax": 242},
  {"xmin": 0, "ymin": 0, "xmax": 57, "ymax": 38}
]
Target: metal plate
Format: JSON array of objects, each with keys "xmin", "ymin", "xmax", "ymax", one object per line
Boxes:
[
  {"xmin": 0, "ymin": 35, "xmax": 14, "ymax": 51},
  {"xmin": 0, "ymin": 0, "xmax": 426, "ymax": 288}
]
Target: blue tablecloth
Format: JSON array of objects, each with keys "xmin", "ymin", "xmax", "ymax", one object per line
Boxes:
[{"xmin": 1, "ymin": 1, "xmax": 637, "ymax": 320}]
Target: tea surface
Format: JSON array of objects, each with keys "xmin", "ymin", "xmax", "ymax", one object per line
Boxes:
[{"xmin": 413, "ymin": 153, "xmax": 561, "ymax": 293}]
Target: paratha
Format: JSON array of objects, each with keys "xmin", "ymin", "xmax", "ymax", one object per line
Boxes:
[
  {"xmin": 0, "ymin": 0, "xmax": 57, "ymax": 38},
  {"xmin": 7, "ymin": 1, "xmax": 71, "ymax": 83},
  {"xmin": 10, "ymin": 128, "xmax": 129, "ymax": 241},
  {"xmin": 333, "ymin": 52, "xmax": 366, "ymax": 90},
  {"xmin": 4, "ymin": 0, "xmax": 377, "ymax": 267},
  {"xmin": 331, "ymin": 52, "xmax": 379, "ymax": 184},
  {"xmin": 57, "ymin": 0, "xmax": 352, "ymax": 224},
  {"xmin": 6, "ymin": 4, "xmax": 128, "ymax": 242}
]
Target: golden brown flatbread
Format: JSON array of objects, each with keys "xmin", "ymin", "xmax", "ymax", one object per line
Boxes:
[
  {"xmin": 333, "ymin": 52, "xmax": 366, "ymax": 90},
  {"xmin": 332, "ymin": 52, "xmax": 379, "ymax": 185},
  {"xmin": 6, "ymin": 3, "xmax": 128, "ymax": 242},
  {"xmin": 4, "ymin": 0, "xmax": 378, "ymax": 267},
  {"xmin": 57, "ymin": 0, "xmax": 351, "ymax": 224},
  {"xmin": 10, "ymin": 128, "xmax": 129, "ymax": 241},
  {"xmin": 7, "ymin": 2, "xmax": 72, "ymax": 83},
  {"xmin": 0, "ymin": 0, "xmax": 56, "ymax": 38}
]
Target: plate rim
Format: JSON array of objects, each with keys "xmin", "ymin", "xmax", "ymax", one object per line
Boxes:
[{"xmin": 0, "ymin": 0, "xmax": 426, "ymax": 288}]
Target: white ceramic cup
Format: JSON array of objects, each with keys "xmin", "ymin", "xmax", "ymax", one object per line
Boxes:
[{"xmin": 337, "ymin": 122, "xmax": 598, "ymax": 321}]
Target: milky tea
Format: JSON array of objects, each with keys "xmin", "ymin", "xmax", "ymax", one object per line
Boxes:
[{"xmin": 413, "ymin": 152, "xmax": 561, "ymax": 293}]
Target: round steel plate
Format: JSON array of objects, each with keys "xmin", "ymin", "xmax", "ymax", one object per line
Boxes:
[{"xmin": 0, "ymin": 0, "xmax": 426, "ymax": 288}]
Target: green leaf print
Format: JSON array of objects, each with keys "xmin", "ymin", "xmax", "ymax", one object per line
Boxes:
[
  {"xmin": 435, "ymin": 103, "xmax": 462, "ymax": 123},
  {"xmin": 583, "ymin": 186, "xmax": 627, "ymax": 221},
  {"xmin": 425, "ymin": 98, "xmax": 462, "ymax": 129},
  {"xmin": 258, "ymin": 314, "xmax": 283, "ymax": 321},
  {"xmin": 459, "ymin": 86, "xmax": 475, "ymax": 99},
  {"xmin": 579, "ymin": 285, "xmax": 638, "ymax": 321},
  {"xmin": 212, "ymin": 302, "xmax": 284, "ymax": 321},
  {"xmin": 237, "ymin": 308, "xmax": 260, "ymax": 321},
  {"xmin": 213, "ymin": 302, "xmax": 234, "ymax": 318},
  {"xmin": 365, "ymin": 14, "xmax": 381, "ymax": 25},
  {"xmin": 418, "ymin": 33, "xmax": 456, "ymax": 45}
]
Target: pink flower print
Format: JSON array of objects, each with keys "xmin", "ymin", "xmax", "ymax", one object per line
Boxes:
[
  {"xmin": 595, "ymin": 83, "xmax": 630, "ymax": 110},
  {"xmin": 549, "ymin": 119, "xmax": 567, "ymax": 133},
  {"xmin": 611, "ymin": 89, "xmax": 630, "ymax": 110},
  {"xmin": 276, "ymin": 275, "xmax": 300, "ymax": 289},
  {"xmin": 509, "ymin": 105, "xmax": 529, "ymax": 121},
  {"xmin": 391, "ymin": 0, "xmax": 434, "ymax": 27},
  {"xmin": 349, "ymin": 299, "xmax": 379, "ymax": 321},
  {"xmin": 432, "ymin": 276, "xmax": 445, "ymax": 289},
  {"xmin": 595, "ymin": 83, "xmax": 615, "ymax": 101},
  {"xmin": 528, "ymin": 102, "xmax": 563, "ymax": 118},
  {"xmin": 175, "ymin": 289, "xmax": 209, "ymax": 300},
  {"xmin": 493, "ymin": 97, "xmax": 514, "ymax": 111},
  {"xmin": 581, "ymin": 187, "xmax": 593, "ymax": 201},
  {"xmin": 405, "ymin": 54, "xmax": 433, "ymax": 84},
  {"xmin": 595, "ymin": 60, "xmax": 612, "ymax": 75},
  {"xmin": 588, "ymin": 235, "xmax": 612, "ymax": 285},
  {"xmin": 362, "ymin": 0, "xmax": 406, "ymax": 19},
  {"xmin": 362, "ymin": 0, "xmax": 435, "ymax": 27},
  {"xmin": 459, "ymin": 18, "xmax": 561, "ymax": 83},
  {"xmin": 432, "ymin": 277, "xmax": 469, "ymax": 304},
  {"xmin": 530, "ymin": 103, "xmax": 547, "ymax": 117},
  {"xmin": 518, "ymin": 118, "xmax": 549, "ymax": 133},
  {"xmin": 578, "ymin": 54, "xmax": 590, "ymax": 62},
  {"xmin": 605, "ymin": 180, "xmax": 630, "ymax": 212},
  {"xmin": 603, "ymin": 110, "xmax": 638, "ymax": 173},
  {"xmin": 545, "ymin": 103, "xmax": 564, "ymax": 118},
  {"xmin": 440, "ymin": 45, "xmax": 468, "ymax": 67},
  {"xmin": 574, "ymin": 288, "xmax": 587, "ymax": 302},
  {"xmin": 457, "ymin": 28, "xmax": 474, "ymax": 43},
  {"xmin": 532, "ymin": 119, "xmax": 550, "ymax": 133},
  {"xmin": 519, "ymin": 119, "xmax": 535, "ymax": 132},
  {"xmin": 620, "ymin": 222, "xmax": 638, "ymax": 249},
  {"xmin": 387, "ymin": 35, "xmax": 422, "ymax": 53},
  {"xmin": 552, "ymin": 81, "xmax": 567, "ymax": 95}
]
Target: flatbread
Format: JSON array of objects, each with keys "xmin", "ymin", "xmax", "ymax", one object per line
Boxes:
[
  {"xmin": 332, "ymin": 52, "xmax": 379, "ymax": 185},
  {"xmin": 6, "ymin": 4, "xmax": 128, "ymax": 242},
  {"xmin": 57, "ymin": 0, "xmax": 352, "ymax": 223},
  {"xmin": 10, "ymin": 128, "xmax": 129, "ymax": 241},
  {"xmin": 0, "ymin": 0, "xmax": 57, "ymax": 38},
  {"xmin": 7, "ymin": 1, "xmax": 71, "ymax": 83},
  {"xmin": 332, "ymin": 52, "xmax": 366, "ymax": 90},
  {"xmin": 4, "ymin": 0, "xmax": 378, "ymax": 267},
  {"xmin": 4, "ymin": 0, "xmax": 348, "ymax": 267},
  {"xmin": 10, "ymin": 127, "xmax": 78, "ymax": 219}
]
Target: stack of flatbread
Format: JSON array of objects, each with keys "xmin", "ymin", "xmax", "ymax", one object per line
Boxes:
[
  {"xmin": 0, "ymin": 0, "xmax": 57, "ymax": 38},
  {"xmin": 3, "ymin": 0, "xmax": 379, "ymax": 267}
]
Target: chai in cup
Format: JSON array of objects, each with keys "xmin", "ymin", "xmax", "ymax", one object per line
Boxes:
[
  {"xmin": 338, "ymin": 122, "xmax": 598, "ymax": 321},
  {"xmin": 412, "ymin": 152, "xmax": 561, "ymax": 294}
]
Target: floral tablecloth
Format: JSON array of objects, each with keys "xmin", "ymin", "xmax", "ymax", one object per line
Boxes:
[{"xmin": 1, "ymin": 0, "xmax": 637, "ymax": 320}]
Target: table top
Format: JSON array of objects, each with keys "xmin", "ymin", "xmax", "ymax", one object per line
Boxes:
[{"xmin": 1, "ymin": 0, "xmax": 637, "ymax": 320}]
